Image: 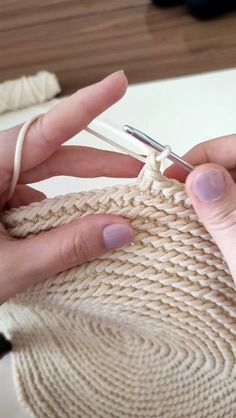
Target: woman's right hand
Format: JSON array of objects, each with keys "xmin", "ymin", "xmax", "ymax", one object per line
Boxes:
[{"xmin": 165, "ymin": 134, "xmax": 236, "ymax": 285}]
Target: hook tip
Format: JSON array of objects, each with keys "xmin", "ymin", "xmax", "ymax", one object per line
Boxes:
[{"xmin": 123, "ymin": 125, "xmax": 134, "ymax": 135}]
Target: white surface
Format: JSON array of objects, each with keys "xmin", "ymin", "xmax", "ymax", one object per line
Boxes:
[{"xmin": 1, "ymin": 68, "xmax": 236, "ymax": 418}]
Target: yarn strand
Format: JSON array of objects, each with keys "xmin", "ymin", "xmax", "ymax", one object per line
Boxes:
[
  {"xmin": 7, "ymin": 115, "xmax": 40, "ymax": 200},
  {"xmin": 8, "ymin": 116, "xmax": 171, "ymax": 200}
]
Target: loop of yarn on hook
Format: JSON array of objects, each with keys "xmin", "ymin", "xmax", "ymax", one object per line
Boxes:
[{"xmin": 145, "ymin": 146, "xmax": 172, "ymax": 174}]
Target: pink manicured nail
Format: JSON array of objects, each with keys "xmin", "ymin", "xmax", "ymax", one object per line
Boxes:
[
  {"xmin": 103, "ymin": 223, "xmax": 134, "ymax": 249},
  {"xmin": 192, "ymin": 170, "xmax": 226, "ymax": 202}
]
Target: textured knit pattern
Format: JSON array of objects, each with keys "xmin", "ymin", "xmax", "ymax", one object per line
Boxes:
[{"xmin": 1, "ymin": 155, "xmax": 236, "ymax": 418}]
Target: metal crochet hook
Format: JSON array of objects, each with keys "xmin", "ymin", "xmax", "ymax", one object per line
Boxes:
[{"xmin": 123, "ymin": 125, "xmax": 194, "ymax": 173}]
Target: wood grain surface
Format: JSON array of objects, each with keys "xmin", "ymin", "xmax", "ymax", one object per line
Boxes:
[{"xmin": 1, "ymin": 0, "xmax": 236, "ymax": 94}]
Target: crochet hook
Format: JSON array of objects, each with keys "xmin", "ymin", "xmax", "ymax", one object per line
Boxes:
[{"xmin": 123, "ymin": 125, "xmax": 194, "ymax": 173}]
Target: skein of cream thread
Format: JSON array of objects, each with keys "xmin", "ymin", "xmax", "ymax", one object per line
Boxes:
[{"xmin": 0, "ymin": 71, "xmax": 61, "ymax": 114}]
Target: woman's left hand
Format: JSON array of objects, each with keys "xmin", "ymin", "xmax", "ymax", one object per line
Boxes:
[{"xmin": 0, "ymin": 71, "xmax": 142, "ymax": 303}]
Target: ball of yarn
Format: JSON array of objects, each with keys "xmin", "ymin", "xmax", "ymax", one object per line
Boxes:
[{"xmin": 0, "ymin": 71, "xmax": 61, "ymax": 114}]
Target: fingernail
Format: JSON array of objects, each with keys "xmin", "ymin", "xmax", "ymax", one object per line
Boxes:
[
  {"xmin": 192, "ymin": 169, "xmax": 226, "ymax": 202},
  {"xmin": 112, "ymin": 70, "xmax": 125, "ymax": 77},
  {"xmin": 105, "ymin": 70, "xmax": 124, "ymax": 80},
  {"xmin": 103, "ymin": 223, "xmax": 134, "ymax": 249}
]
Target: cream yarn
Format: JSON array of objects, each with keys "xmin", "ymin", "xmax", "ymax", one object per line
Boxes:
[
  {"xmin": 7, "ymin": 115, "xmax": 41, "ymax": 200},
  {"xmin": 0, "ymin": 71, "xmax": 61, "ymax": 114},
  {"xmin": 0, "ymin": 155, "xmax": 236, "ymax": 418}
]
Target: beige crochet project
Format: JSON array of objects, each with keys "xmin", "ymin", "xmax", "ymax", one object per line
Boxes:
[{"xmin": 1, "ymin": 155, "xmax": 236, "ymax": 418}]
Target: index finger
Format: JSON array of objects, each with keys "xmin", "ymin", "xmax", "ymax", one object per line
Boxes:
[
  {"xmin": 164, "ymin": 134, "xmax": 236, "ymax": 182},
  {"xmin": 0, "ymin": 71, "xmax": 127, "ymax": 180}
]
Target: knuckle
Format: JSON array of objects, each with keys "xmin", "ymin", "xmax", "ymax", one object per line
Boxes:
[
  {"xmin": 206, "ymin": 204, "xmax": 236, "ymax": 233},
  {"xmin": 78, "ymin": 99, "xmax": 95, "ymax": 124},
  {"xmin": 37, "ymin": 116, "xmax": 55, "ymax": 153},
  {"xmin": 0, "ymin": 241, "xmax": 16, "ymax": 279},
  {"xmin": 44, "ymin": 157, "xmax": 54, "ymax": 178},
  {"xmin": 59, "ymin": 231, "xmax": 91, "ymax": 268}
]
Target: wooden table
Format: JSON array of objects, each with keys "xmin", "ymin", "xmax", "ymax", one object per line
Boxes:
[{"xmin": 1, "ymin": 0, "xmax": 236, "ymax": 94}]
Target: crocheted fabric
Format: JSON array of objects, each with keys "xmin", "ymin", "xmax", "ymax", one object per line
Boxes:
[{"xmin": 0, "ymin": 156, "xmax": 236, "ymax": 418}]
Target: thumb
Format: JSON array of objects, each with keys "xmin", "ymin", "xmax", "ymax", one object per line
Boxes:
[
  {"xmin": 0, "ymin": 214, "xmax": 134, "ymax": 303},
  {"xmin": 185, "ymin": 163, "xmax": 236, "ymax": 284}
]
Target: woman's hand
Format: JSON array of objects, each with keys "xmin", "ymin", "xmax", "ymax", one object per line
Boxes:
[
  {"xmin": 165, "ymin": 135, "xmax": 236, "ymax": 284},
  {"xmin": 0, "ymin": 71, "xmax": 142, "ymax": 304}
]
